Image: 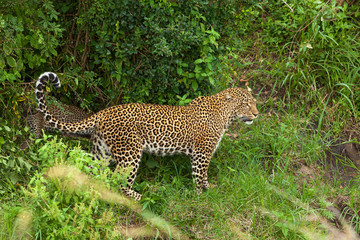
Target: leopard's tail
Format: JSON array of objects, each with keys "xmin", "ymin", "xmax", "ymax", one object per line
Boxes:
[{"xmin": 35, "ymin": 72, "xmax": 96, "ymax": 136}]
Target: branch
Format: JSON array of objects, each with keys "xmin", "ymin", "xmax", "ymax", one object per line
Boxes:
[{"xmin": 281, "ymin": 0, "xmax": 294, "ymax": 12}]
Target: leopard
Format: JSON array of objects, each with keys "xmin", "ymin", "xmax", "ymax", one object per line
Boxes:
[
  {"xmin": 27, "ymin": 96, "xmax": 91, "ymax": 138},
  {"xmin": 35, "ymin": 72, "xmax": 259, "ymax": 200}
]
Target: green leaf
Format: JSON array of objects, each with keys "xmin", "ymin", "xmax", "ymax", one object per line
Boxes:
[
  {"xmin": 177, "ymin": 67, "xmax": 183, "ymax": 75},
  {"xmin": 49, "ymin": 47, "xmax": 57, "ymax": 56},
  {"xmin": 9, "ymin": 172, "xmax": 18, "ymax": 184},
  {"xmin": 3, "ymin": 43, "xmax": 12, "ymax": 55},
  {"xmin": 6, "ymin": 56, "xmax": 16, "ymax": 68},
  {"xmin": 24, "ymin": 161, "xmax": 32, "ymax": 170},
  {"xmin": 0, "ymin": 57, "xmax": 5, "ymax": 69},
  {"xmin": 0, "ymin": 136, "xmax": 4, "ymax": 145},
  {"xmin": 227, "ymin": 166, "xmax": 236, "ymax": 172},
  {"xmin": 194, "ymin": 65, "xmax": 201, "ymax": 73},
  {"xmin": 16, "ymin": 59, "xmax": 23, "ymax": 71},
  {"xmin": 8, "ymin": 159, "xmax": 15, "ymax": 168},
  {"xmin": 191, "ymin": 81, "xmax": 198, "ymax": 91},
  {"xmin": 194, "ymin": 58, "xmax": 203, "ymax": 64},
  {"xmin": 209, "ymin": 76, "xmax": 215, "ymax": 85},
  {"xmin": 200, "ymin": 23, "xmax": 205, "ymax": 32},
  {"xmin": 204, "ymin": 56, "xmax": 214, "ymax": 63},
  {"xmin": 65, "ymin": 194, "xmax": 71, "ymax": 204}
]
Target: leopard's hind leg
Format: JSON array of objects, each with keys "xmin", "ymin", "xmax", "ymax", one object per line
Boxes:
[
  {"xmin": 111, "ymin": 137, "xmax": 144, "ymax": 201},
  {"xmin": 91, "ymin": 132, "xmax": 112, "ymax": 168}
]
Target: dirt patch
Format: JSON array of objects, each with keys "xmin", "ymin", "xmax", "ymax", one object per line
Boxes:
[
  {"xmin": 320, "ymin": 119, "xmax": 360, "ymax": 187},
  {"xmin": 324, "ymin": 142, "xmax": 360, "ymax": 188},
  {"xmin": 320, "ymin": 121, "xmax": 360, "ymax": 236},
  {"xmin": 294, "ymin": 120, "xmax": 360, "ymax": 237},
  {"xmin": 294, "ymin": 142, "xmax": 360, "ymax": 238},
  {"xmin": 298, "ymin": 164, "xmax": 317, "ymax": 180}
]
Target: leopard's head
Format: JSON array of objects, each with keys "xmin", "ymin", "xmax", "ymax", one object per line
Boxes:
[{"xmin": 225, "ymin": 87, "xmax": 259, "ymax": 125}]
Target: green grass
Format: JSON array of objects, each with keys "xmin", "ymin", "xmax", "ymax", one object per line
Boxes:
[
  {"xmin": 2, "ymin": 70, "xmax": 360, "ymax": 240},
  {"xmin": 142, "ymin": 114, "xmax": 324, "ymax": 238},
  {"xmin": 1, "ymin": 1, "xmax": 360, "ymax": 238},
  {"xmin": 1, "ymin": 90, "xmax": 360, "ymax": 239},
  {"xmin": 1, "ymin": 31, "xmax": 360, "ymax": 240}
]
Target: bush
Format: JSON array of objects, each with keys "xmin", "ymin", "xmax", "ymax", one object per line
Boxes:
[
  {"xmin": 0, "ymin": 120, "xmax": 34, "ymax": 195},
  {"xmin": 0, "ymin": 0, "xmax": 248, "ymax": 117},
  {"xmin": 0, "ymin": 138, "xmax": 185, "ymax": 239},
  {"xmin": 58, "ymin": 0, "xmax": 226, "ymax": 106}
]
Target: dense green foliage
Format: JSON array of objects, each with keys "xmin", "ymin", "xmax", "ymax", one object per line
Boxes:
[
  {"xmin": 1, "ymin": 0, "xmax": 358, "ymax": 108},
  {"xmin": 1, "ymin": 0, "xmax": 359, "ymax": 239}
]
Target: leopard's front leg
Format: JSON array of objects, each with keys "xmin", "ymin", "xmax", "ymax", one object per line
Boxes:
[{"xmin": 190, "ymin": 151, "xmax": 212, "ymax": 194}]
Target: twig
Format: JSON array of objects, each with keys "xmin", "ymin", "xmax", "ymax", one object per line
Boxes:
[
  {"xmin": 80, "ymin": 0, "xmax": 90, "ymax": 70},
  {"xmin": 281, "ymin": 0, "xmax": 294, "ymax": 12},
  {"xmin": 68, "ymin": 83, "xmax": 93, "ymax": 113},
  {"xmin": 24, "ymin": 158, "xmax": 39, "ymax": 167}
]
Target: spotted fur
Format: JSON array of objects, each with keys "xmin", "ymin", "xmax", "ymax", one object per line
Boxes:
[
  {"xmin": 27, "ymin": 96, "xmax": 90, "ymax": 138},
  {"xmin": 35, "ymin": 72, "xmax": 259, "ymax": 200}
]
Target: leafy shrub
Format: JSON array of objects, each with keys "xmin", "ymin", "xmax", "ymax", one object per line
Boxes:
[
  {"xmin": 0, "ymin": 0, "xmax": 64, "ymax": 126},
  {"xmin": 0, "ymin": 0, "xmax": 62, "ymax": 83},
  {"xmin": 0, "ymin": 138, "xmax": 185, "ymax": 239},
  {"xmin": 22, "ymin": 139, "xmax": 114, "ymax": 239},
  {"xmin": 1, "ymin": 0, "xmax": 249, "ymax": 117},
  {"xmin": 0, "ymin": 120, "xmax": 34, "ymax": 194},
  {"xmin": 60, "ymin": 0, "xmax": 225, "ymax": 106}
]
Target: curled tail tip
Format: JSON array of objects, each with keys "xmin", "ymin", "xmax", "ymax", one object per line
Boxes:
[{"xmin": 37, "ymin": 72, "xmax": 61, "ymax": 88}]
